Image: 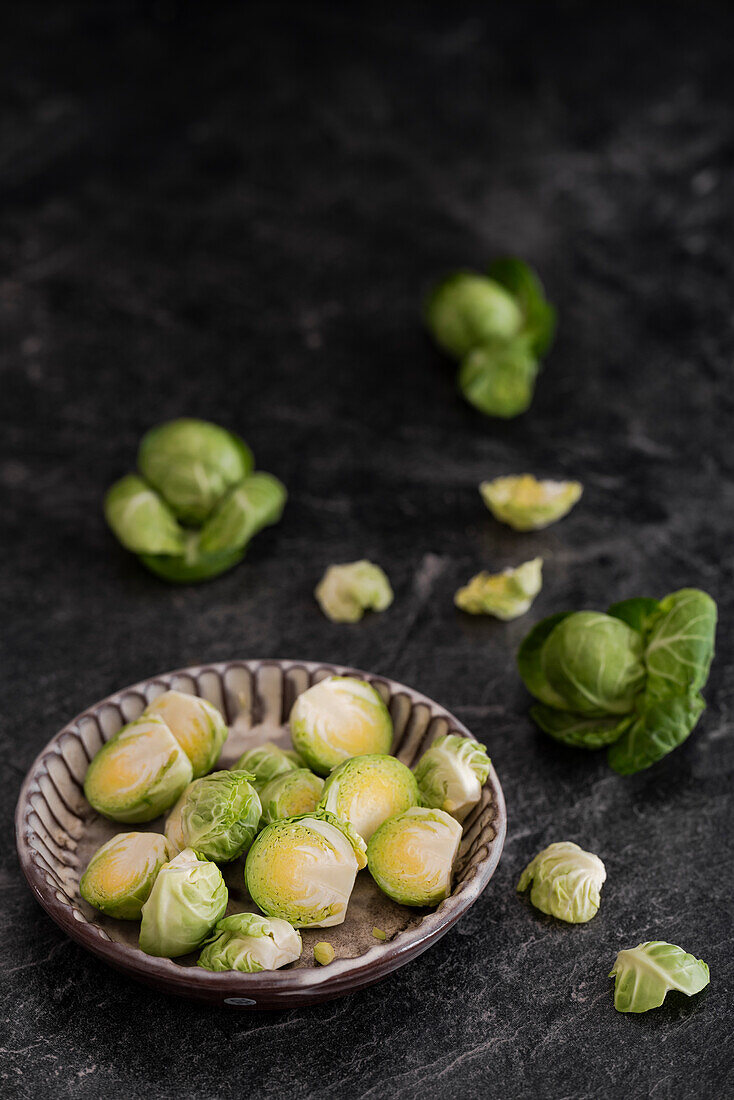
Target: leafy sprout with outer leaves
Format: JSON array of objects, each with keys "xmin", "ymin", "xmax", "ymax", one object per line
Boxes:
[
  {"xmin": 413, "ymin": 734, "xmax": 491, "ymax": 823},
  {"xmin": 104, "ymin": 418, "xmax": 286, "ymax": 583},
  {"xmin": 517, "ymin": 841, "xmax": 606, "ymax": 924},
  {"xmin": 163, "ymin": 770, "xmax": 261, "ymax": 863},
  {"xmin": 609, "ymin": 942, "xmax": 710, "ymax": 1013},
  {"xmin": 198, "ymin": 913, "xmax": 302, "ymax": 973},
  {"xmin": 425, "ymin": 259, "xmax": 555, "ymax": 418},
  {"xmin": 517, "ymin": 588, "xmax": 717, "ymax": 774},
  {"xmin": 139, "ymin": 848, "xmax": 228, "ymax": 958}
]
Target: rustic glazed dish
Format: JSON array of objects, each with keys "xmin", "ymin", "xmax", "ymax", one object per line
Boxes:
[{"xmin": 16, "ymin": 659, "xmax": 507, "ymax": 1008}]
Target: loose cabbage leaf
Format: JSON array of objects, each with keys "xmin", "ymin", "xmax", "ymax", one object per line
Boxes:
[
  {"xmin": 517, "ymin": 613, "xmax": 573, "ymax": 710},
  {"xmin": 607, "ymin": 692, "xmax": 705, "ymax": 775},
  {"xmin": 530, "ymin": 705, "xmax": 632, "ymax": 749},
  {"xmin": 488, "ymin": 257, "xmax": 556, "ymax": 357},
  {"xmin": 610, "ymin": 941, "xmax": 710, "ymax": 1013},
  {"xmin": 607, "ymin": 597, "xmax": 660, "ymax": 637},
  {"xmin": 644, "ymin": 589, "xmax": 717, "ymax": 701}
]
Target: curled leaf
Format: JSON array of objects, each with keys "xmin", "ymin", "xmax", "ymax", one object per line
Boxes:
[{"xmin": 610, "ymin": 941, "xmax": 709, "ymax": 1013}]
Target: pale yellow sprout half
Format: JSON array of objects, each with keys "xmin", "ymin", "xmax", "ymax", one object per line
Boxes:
[
  {"xmin": 455, "ymin": 558, "xmax": 543, "ymax": 620},
  {"xmin": 289, "ymin": 677, "xmax": 393, "ymax": 775},
  {"xmin": 315, "ymin": 560, "xmax": 393, "ymax": 623},
  {"xmin": 480, "ymin": 475, "xmax": 582, "ymax": 531},
  {"xmin": 144, "ymin": 690, "xmax": 228, "ymax": 778},
  {"xmin": 79, "ymin": 832, "xmax": 172, "ymax": 920}
]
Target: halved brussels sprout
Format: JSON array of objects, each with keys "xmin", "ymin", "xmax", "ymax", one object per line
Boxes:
[
  {"xmin": 138, "ymin": 418, "xmax": 254, "ymax": 525},
  {"xmin": 198, "ymin": 913, "xmax": 302, "ymax": 972},
  {"xmin": 144, "ymin": 690, "xmax": 227, "ymax": 778},
  {"xmin": 367, "ymin": 807, "xmax": 462, "ymax": 907},
  {"xmin": 318, "ymin": 754, "xmax": 420, "ymax": 842},
  {"xmin": 139, "ymin": 848, "xmax": 228, "ymax": 957},
  {"xmin": 425, "ymin": 272, "xmax": 523, "ymax": 358},
  {"xmin": 480, "ymin": 474, "xmax": 582, "ymax": 531},
  {"xmin": 314, "ymin": 560, "xmax": 393, "ymax": 623},
  {"xmin": 245, "ymin": 811, "xmax": 367, "ymax": 928},
  {"xmin": 164, "ymin": 770, "xmax": 261, "ymax": 862},
  {"xmin": 233, "ymin": 742, "xmax": 302, "ymax": 790},
  {"xmin": 517, "ymin": 841, "xmax": 606, "ymax": 923},
  {"xmin": 290, "ymin": 677, "xmax": 393, "ymax": 776},
  {"xmin": 79, "ymin": 832, "xmax": 172, "ymax": 919},
  {"xmin": 455, "ymin": 558, "xmax": 543, "ymax": 620},
  {"xmin": 259, "ymin": 769, "xmax": 324, "ymax": 825},
  {"xmin": 413, "ymin": 734, "xmax": 491, "ymax": 822},
  {"xmin": 84, "ymin": 715, "xmax": 193, "ymax": 824},
  {"xmin": 104, "ymin": 474, "xmax": 185, "ymax": 556}
]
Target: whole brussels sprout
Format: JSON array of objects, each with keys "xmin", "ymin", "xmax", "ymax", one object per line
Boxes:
[
  {"xmin": 138, "ymin": 418, "xmax": 254, "ymax": 525},
  {"xmin": 458, "ymin": 336, "xmax": 539, "ymax": 419},
  {"xmin": 79, "ymin": 832, "xmax": 172, "ymax": 919},
  {"xmin": 289, "ymin": 677, "xmax": 393, "ymax": 776},
  {"xmin": 413, "ymin": 734, "xmax": 491, "ymax": 823},
  {"xmin": 233, "ymin": 742, "xmax": 302, "ymax": 790},
  {"xmin": 455, "ymin": 558, "xmax": 543, "ymax": 620},
  {"xmin": 139, "ymin": 848, "xmax": 228, "ymax": 958},
  {"xmin": 367, "ymin": 807, "xmax": 462, "ymax": 907},
  {"xmin": 245, "ymin": 811, "xmax": 367, "ymax": 928},
  {"xmin": 144, "ymin": 690, "xmax": 227, "ymax": 778},
  {"xmin": 84, "ymin": 715, "xmax": 193, "ymax": 824},
  {"xmin": 517, "ymin": 841, "xmax": 606, "ymax": 923},
  {"xmin": 259, "ymin": 769, "xmax": 324, "ymax": 825},
  {"xmin": 480, "ymin": 474, "xmax": 583, "ymax": 531},
  {"xmin": 104, "ymin": 474, "xmax": 185, "ymax": 556},
  {"xmin": 164, "ymin": 770, "xmax": 261, "ymax": 862},
  {"xmin": 198, "ymin": 913, "xmax": 302, "ymax": 972},
  {"xmin": 318, "ymin": 754, "xmax": 419, "ymax": 842},
  {"xmin": 425, "ymin": 272, "xmax": 522, "ymax": 359},
  {"xmin": 314, "ymin": 560, "xmax": 393, "ymax": 623}
]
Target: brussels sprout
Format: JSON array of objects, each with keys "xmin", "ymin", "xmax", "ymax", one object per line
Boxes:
[
  {"xmin": 138, "ymin": 418, "xmax": 254, "ymax": 525},
  {"xmin": 79, "ymin": 832, "xmax": 172, "ymax": 919},
  {"xmin": 84, "ymin": 715, "xmax": 193, "ymax": 824},
  {"xmin": 139, "ymin": 536, "xmax": 247, "ymax": 584},
  {"xmin": 517, "ymin": 841, "xmax": 606, "ymax": 923},
  {"xmin": 164, "ymin": 770, "xmax": 261, "ymax": 862},
  {"xmin": 259, "ymin": 769, "xmax": 324, "ymax": 825},
  {"xmin": 455, "ymin": 558, "xmax": 543, "ymax": 620},
  {"xmin": 104, "ymin": 474, "xmax": 185, "ymax": 556},
  {"xmin": 198, "ymin": 473, "xmax": 287, "ymax": 555},
  {"xmin": 367, "ymin": 807, "xmax": 461, "ymax": 907},
  {"xmin": 245, "ymin": 811, "xmax": 367, "ymax": 928},
  {"xmin": 318, "ymin": 755, "xmax": 419, "ymax": 842},
  {"xmin": 233, "ymin": 742, "xmax": 302, "ymax": 790},
  {"xmin": 289, "ymin": 677, "xmax": 393, "ymax": 776},
  {"xmin": 458, "ymin": 336, "xmax": 539, "ymax": 419},
  {"xmin": 609, "ymin": 942, "xmax": 710, "ymax": 1013},
  {"xmin": 413, "ymin": 734, "xmax": 491, "ymax": 823},
  {"xmin": 644, "ymin": 588, "xmax": 717, "ymax": 702},
  {"xmin": 480, "ymin": 474, "xmax": 583, "ymax": 531},
  {"xmin": 315, "ymin": 560, "xmax": 393, "ymax": 623},
  {"xmin": 144, "ymin": 690, "xmax": 227, "ymax": 778},
  {"xmin": 198, "ymin": 913, "xmax": 302, "ymax": 972},
  {"xmin": 425, "ymin": 272, "xmax": 523, "ymax": 359},
  {"xmin": 313, "ymin": 942, "xmax": 335, "ymax": 966},
  {"xmin": 139, "ymin": 848, "xmax": 228, "ymax": 957},
  {"xmin": 164, "ymin": 788, "xmax": 187, "ymax": 855},
  {"xmin": 487, "ymin": 257, "xmax": 557, "ymax": 358}
]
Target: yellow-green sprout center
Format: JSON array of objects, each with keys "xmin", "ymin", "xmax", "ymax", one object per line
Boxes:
[
  {"xmin": 367, "ymin": 807, "xmax": 462, "ymax": 907},
  {"xmin": 480, "ymin": 474, "xmax": 582, "ymax": 531},
  {"xmin": 144, "ymin": 690, "xmax": 227, "ymax": 778},
  {"xmin": 80, "ymin": 832, "xmax": 171, "ymax": 920},
  {"xmin": 318, "ymin": 755, "xmax": 419, "ymax": 841},
  {"xmin": 290, "ymin": 677, "xmax": 393, "ymax": 775}
]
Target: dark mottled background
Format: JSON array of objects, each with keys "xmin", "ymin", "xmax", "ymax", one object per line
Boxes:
[{"xmin": 2, "ymin": 2, "xmax": 733, "ymax": 1097}]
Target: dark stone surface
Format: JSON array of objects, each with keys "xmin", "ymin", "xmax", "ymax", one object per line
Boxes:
[{"xmin": 2, "ymin": 2, "xmax": 733, "ymax": 1096}]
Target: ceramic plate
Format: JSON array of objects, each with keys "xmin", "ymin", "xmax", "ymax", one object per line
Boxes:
[{"xmin": 16, "ymin": 659, "xmax": 507, "ymax": 1008}]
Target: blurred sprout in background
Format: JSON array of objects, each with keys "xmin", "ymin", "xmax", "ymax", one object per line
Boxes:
[
  {"xmin": 233, "ymin": 742, "xmax": 303, "ymax": 789},
  {"xmin": 455, "ymin": 558, "xmax": 543, "ymax": 620},
  {"xmin": 315, "ymin": 560, "xmax": 393, "ymax": 623},
  {"xmin": 481, "ymin": 474, "xmax": 582, "ymax": 530}
]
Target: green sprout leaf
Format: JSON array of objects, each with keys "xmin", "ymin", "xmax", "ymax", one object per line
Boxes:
[
  {"xmin": 607, "ymin": 597, "xmax": 661, "ymax": 636},
  {"xmin": 104, "ymin": 474, "xmax": 185, "ymax": 556},
  {"xmin": 607, "ymin": 692, "xmax": 706, "ymax": 775},
  {"xmin": 610, "ymin": 942, "xmax": 710, "ymax": 1013},
  {"xmin": 530, "ymin": 706, "xmax": 632, "ymax": 749},
  {"xmin": 198, "ymin": 472, "xmax": 287, "ymax": 555},
  {"xmin": 488, "ymin": 257, "xmax": 556, "ymax": 357},
  {"xmin": 644, "ymin": 589, "xmax": 717, "ymax": 701}
]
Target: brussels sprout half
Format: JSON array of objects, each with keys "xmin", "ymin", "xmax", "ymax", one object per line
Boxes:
[
  {"xmin": 259, "ymin": 769, "xmax": 324, "ymax": 825},
  {"xmin": 517, "ymin": 841, "xmax": 606, "ymax": 924},
  {"xmin": 480, "ymin": 474, "xmax": 582, "ymax": 531},
  {"xmin": 144, "ymin": 690, "xmax": 227, "ymax": 778},
  {"xmin": 318, "ymin": 754, "xmax": 419, "ymax": 842},
  {"xmin": 455, "ymin": 558, "xmax": 543, "ymax": 620},
  {"xmin": 84, "ymin": 715, "xmax": 193, "ymax": 824},
  {"xmin": 289, "ymin": 677, "xmax": 393, "ymax": 776},
  {"xmin": 139, "ymin": 848, "xmax": 228, "ymax": 958},
  {"xmin": 245, "ymin": 811, "xmax": 367, "ymax": 928},
  {"xmin": 413, "ymin": 734, "xmax": 491, "ymax": 823},
  {"xmin": 198, "ymin": 913, "xmax": 302, "ymax": 972},
  {"xmin": 367, "ymin": 807, "xmax": 462, "ymax": 908},
  {"xmin": 164, "ymin": 770, "xmax": 261, "ymax": 863},
  {"xmin": 314, "ymin": 560, "xmax": 393, "ymax": 623},
  {"xmin": 79, "ymin": 832, "xmax": 172, "ymax": 920}
]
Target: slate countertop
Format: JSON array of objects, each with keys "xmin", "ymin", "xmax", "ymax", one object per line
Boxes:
[{"xmin": 2, "ymin": 3, "xmax": 733, "ymax": 1097}]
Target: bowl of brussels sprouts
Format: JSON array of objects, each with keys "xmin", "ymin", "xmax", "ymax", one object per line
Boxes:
[{"xmin": 16, "ymin": 660, "xmax": 506, "ymax": 1008}]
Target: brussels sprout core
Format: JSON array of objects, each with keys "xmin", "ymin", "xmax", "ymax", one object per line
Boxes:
[
  {"xmin": 480, "ymin": 474, "xmax": 582, "ymax": 531},
  {"xmin": 318, "ymin": 754, "xmax": 420, "ymax": 842},
  {"xmin": 367, "ymin": 807, "xmax": 462, "ymax": 907},
  {"xmin": 198, "ymin": 913, "xmax": 302, "ymax": 972},
  {"xmin": 245, "ymin": 811, "xmax": 367, "ymax": 928},
  {"xmin": 290, "ymin": 677, "xmax": 393, "ymax": 776},
  {"xmin": 84, "ymin": 715, "xmax": 193, "ymax": 824},
  {"xmin": 413, "ymin": 734, "xmax": 491, "ymax": 822},
  {"xmin": 315, "ymin": 560, "xmax": 393, "ymax": 623},
  {"xmin": 144, "ymin": 690, "xmax": 227, "ymax": 778},
  {"xmin": 139, "ymin": 848, "xmax": 228, "ymax": 957},
  {"xmin": 455, "ymin": 558, "xmax": 543, "ymax": 620},
  {"xmin": 79, "ymin": 832, "xmax": 172, "ymax": 920}
]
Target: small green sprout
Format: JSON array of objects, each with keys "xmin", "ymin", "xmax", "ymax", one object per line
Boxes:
[
  {"xmin": 259, "ymin": 769, "xmax": 324, "ymax": 825},
  {"xmin": 315, "ymin": 560, "xmax": 393, "ymax": 623},
  {"xmin": 517, "ymin": 842, "xmax": 606, "ymax": 923},
  {"xmin": 372, "ymin": 927, "xmax": 387, "ymax": 941},
  {"xmin": 455, "ymin": 558, "xmax": 543, "ymax": 620},
  {"xmin": 233, "ymin": 742, "xmax": 302, "ymax": 790}
]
